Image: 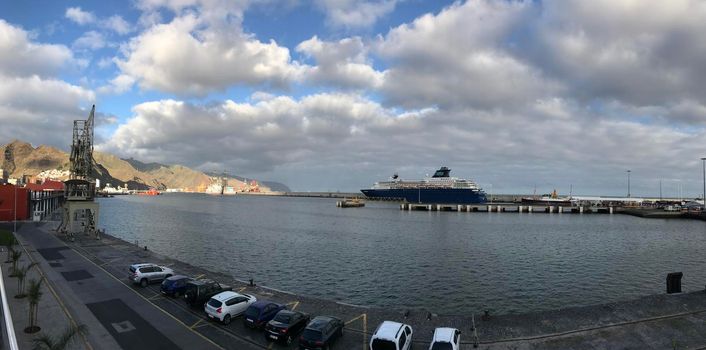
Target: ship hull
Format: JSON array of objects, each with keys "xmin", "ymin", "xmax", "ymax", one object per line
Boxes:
[{"xmin": 361, "ymin": 188, "xmax": 487, "ymax": 204}]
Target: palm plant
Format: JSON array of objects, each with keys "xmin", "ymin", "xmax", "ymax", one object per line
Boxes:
[
  {"xmin": 4, "ymin": 238, "xmax": 14, "ymax": 263},
  {"xmin": 15, "ymin": 262, "xmax": 37, "ymax": 298},
  {"xmin": 25, "ymin": 278, "xmax": 43, "ymax": 333},
  {"xmin": 9, "ymin": 249, "xmax": 22, "ymax": 277},
  {"xmin": 32, "ymin": 324, "xmax": 87, "ymax": 350}
]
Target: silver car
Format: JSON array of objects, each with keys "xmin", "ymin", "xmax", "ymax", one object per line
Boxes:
[{"xmin": 129, "ymin": 263, "xmax": 174, "ymax": 287}]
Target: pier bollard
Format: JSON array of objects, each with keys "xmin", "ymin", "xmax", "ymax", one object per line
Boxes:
[
  {"xmin": 667, "ymin": 272, "xmax": 683, "ymax": 294},
  {"xmin": 549, "ymin": 206, "xmax": 554, "ymax": 213},
  {"xmin": 457, "ymin": 205, "xmax": 462, "ymax": 212},
  {"xmin": 528, "ymin": 205, "xmax": 533, "ymax": 212},
  {"xmin": 427, "ymin": 205, "xmax": 432, "ymax": 211},
  {"xmin": 487, "ymin": 205, "xmax": 492, "ymax": 212},
  {"xmin": 610, "ymin": 206, "xmax": 614, "ymax": 214},
  {"xmin": 559, "ymin": 206, "xmax": 563, "ymax": 213},
  {"xmin": 519, "ymin": 205, "xmax": 523, "ymax": 213},
  {"xmin": 580, "ymin": 206, "xmax": 584, "ymax": 213}
]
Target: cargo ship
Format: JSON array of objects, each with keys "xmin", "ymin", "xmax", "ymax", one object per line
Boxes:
[{"xmin": 361, "ymin": 167, "xmax": 487, "ymax": 204}]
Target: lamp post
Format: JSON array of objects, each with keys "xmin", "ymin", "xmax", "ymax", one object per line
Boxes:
[
  {"xmin": 13, "ymin": 183, "xmax": 17, "ymax": 234},
  {"xmin": 701, "ymin": 157, "xmax": 706, "ymax": 212},
  {"xmin": 627, "ymin": 170, "xmax": 631, "ymax": 198}
]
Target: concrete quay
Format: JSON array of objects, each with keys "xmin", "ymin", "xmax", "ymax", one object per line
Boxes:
[
  {"xmin": 401, "ymin": 203, "xmax": 617, "ymax": 214},
  {"xmin": 12, "ymin": 222, "xmax": 706, "ymax": 349}
]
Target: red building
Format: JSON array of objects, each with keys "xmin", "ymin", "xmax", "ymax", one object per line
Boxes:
[{"xmin": 0, "ymin": 184, "xmax": 30, "ymax": 221}]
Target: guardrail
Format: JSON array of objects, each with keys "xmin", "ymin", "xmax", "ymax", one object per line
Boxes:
[{"xmin": 0, "ymin": 259, "xmax": 19, "ymax": 350}]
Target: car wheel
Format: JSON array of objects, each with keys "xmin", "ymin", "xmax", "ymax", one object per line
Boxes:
[
  {"xmin": 223, "ymin": 314, "xmax": 231, "ymax": 325},
  {"xmin": 140, "ymin": 278, "xmax": 148, "ymax": 287}
]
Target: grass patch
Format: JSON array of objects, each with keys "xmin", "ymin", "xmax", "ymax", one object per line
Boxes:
[{"xmin": 0, "ymin": 229, "xmax": 15, "ymax": 246}]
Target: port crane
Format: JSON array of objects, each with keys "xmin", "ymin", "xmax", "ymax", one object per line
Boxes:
[{"xmin": 57, "ymin": 105, "xmax": 101, "ymax": 240}]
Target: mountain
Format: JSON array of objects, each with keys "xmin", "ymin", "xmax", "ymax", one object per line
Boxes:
[{"xmin": 0, "ymin": 140, "xmax": 283, "ymax": 192}]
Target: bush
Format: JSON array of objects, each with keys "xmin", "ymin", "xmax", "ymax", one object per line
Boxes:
[{"xmin": 0, "ymin": 229, "xmax": 15, "ymax": 246}]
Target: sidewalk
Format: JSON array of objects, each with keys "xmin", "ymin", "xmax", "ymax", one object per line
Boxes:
[{"xmin": 0, "ymin": 223, "xmax": 88, "ymax": 350}]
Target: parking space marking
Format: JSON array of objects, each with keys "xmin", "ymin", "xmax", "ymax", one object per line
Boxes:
[
  {"xmin": 194, "ymin": 274, "xmax": 206, "ymax": 279},
  {"xmin": 190, "ymin": 319, "xmax": 204, "ymax": 329},
  {"xmin": 345, "ymin": 313, "xmax": 367, "ymax": 350},
  {"xmin": 267, "ymin": 342, "xmax": 274, "ymax": 350},
  {"xmin": 149, "ymin": 293, "xmax": 164, "ymax": 300},
  {"xmin": 287, "ymin": 301, "xmax": 300, "ymax": 311},
  {"xmin": 68, "ymin": 245, "xmax": 226, "ymax": 350},
  {"xmin": 238, "ymin": 287, "xmax": 247, "ymax": 293}
]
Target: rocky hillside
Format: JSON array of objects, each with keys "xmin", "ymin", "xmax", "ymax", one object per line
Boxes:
[{"xmin": 1, "ymin": 140, "xmax": 279, "ymax": 192}]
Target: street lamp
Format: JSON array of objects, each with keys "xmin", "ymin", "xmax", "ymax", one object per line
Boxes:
[
  {"xmin": 701, "ymin": 157, "xmax": 706, "ymax": 212},
  {"xmin": 627, "ymin": 170, "xmax": 631, "ymax": 198},
  {"xmin": 13, "ymin": 183, "xmax": 17, "ymax": 235}
]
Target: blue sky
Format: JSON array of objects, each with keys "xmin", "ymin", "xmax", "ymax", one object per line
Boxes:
[{"xmin": 1, "ymin": 0, "xmax": 706, "ymax": 195}]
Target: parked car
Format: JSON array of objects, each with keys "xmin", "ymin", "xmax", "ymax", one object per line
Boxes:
[
  {"xmin": 265, "ymin": 310, "xmax": 310, "ymax": 344},
  {"xmin": 204, "ymin": 291, "xmax": 257, "ymax": 324},
  {"xmin": 243, "ymin": 301, "xmax": 286, "ymax": 329},
  {"xmin": 370, "ymin": 321, "xmax": 413, "ymax": 350},
  {"xmin": 184, "ymin": 279, "xmax": 232, "ymax": 307},
  {"xmin": 299, "ymin": 316, "xmax": 344, "ymax": 350},
  {"xmin": 160, "ymin": 275, "xmax": 193, "ymax": 297},
  {"xmin": 428, "ymin": 328, "xmax": 461, "ymax": 350},
  {"xmin": 128, "ymin": 263, "xmax": 173, "ymax": 287}
]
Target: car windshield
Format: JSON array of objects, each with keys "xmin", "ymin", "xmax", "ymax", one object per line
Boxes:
[
  {"xmin": 431, "ymin": 342, "xmax": 453, "ymax": 350},
  {"xmin": 273, "ymin": 313, "xmax": 291, "ymax": 323},
  {"xmin": 207, "ymin": 299, "xmax": 222, "ymax": 308},
  {"xmin": 161, "ymin": 279, "xmax": 172, "ymax": 287},
  {"xmin": 302, "ymin": 329, "xmax": 322, "ymax": 341},
  {"xmin": 244, "ymin": 306, "xmax": 260, "ymax": 318},
  {"xmin": 371, "ymin": 339, "xmax": 397, "ymax": 350},
  {"xmin": 129, "ymin": 266, "xmax": 137, "ymax": 272}
]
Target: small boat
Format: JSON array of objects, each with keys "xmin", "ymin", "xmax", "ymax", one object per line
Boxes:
[
  {"xmin": 336, "ymin": 198, "xmax": 365, "ymax": 208},
  {"xmin": 521, "ymin": 189, "xmax": 571, "ymax": 206},
  {"xmin": 137, "ymin": 188, "xmax": 161, "ymax": 196}
]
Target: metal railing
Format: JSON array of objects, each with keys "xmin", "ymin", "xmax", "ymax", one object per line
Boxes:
[{"xmin": 0, "ymin": 258, "xmax": 19, "ymax": 350}]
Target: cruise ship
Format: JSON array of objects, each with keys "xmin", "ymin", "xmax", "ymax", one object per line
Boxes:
[{"xmin": 361, "ymin": 167, "xmax": 487, "ymax": 204}]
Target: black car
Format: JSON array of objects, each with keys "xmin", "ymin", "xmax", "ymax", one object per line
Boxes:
[
  {"xmin": 183, "ymin": 279, "xmax": 232, "ymax": 307},
  {"xmin": 243, "ymin": 301, "xmax": 287, "ymax": 329},
  {"xmin": 265, "ymin": 310, "xmax": 311, "ymax": 344},
  {"xmin": 299, "ymin": 316, "xmax": 344, "ymax": 350},
  {"xmin": 160, "ymin": 275, "xmax": 192, "ymax": 297}
]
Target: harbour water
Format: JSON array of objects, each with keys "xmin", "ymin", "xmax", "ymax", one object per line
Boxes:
[{"xmin": 98, "ymin": 194, "xmax": 706, "ymax": 315}]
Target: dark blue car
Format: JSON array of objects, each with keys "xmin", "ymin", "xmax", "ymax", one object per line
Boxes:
[
  {"xmin": 160, "ymin": 275, "xmax": 193, "ymax": 297},
  {"xmin": 243, "ymin": 301, "xmax": 286, "ymax": 329}
]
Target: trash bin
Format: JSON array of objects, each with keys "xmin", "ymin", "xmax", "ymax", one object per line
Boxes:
[{"xmin": 666, "ymin": 272, "xmax": 683, "ymax": 294}]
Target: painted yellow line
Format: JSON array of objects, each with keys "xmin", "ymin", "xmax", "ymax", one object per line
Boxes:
[
  {"xmin": 190, "ymin": 319, "xmax": 203, "ymax": 329},
  {"xmin": 18, "ymin": 236, "xmax": 94, "ymax": 350},
  {"xmin": 238, "ymin": 286, "xmax": 247, "ymax": 292},
  {"xmin": 362, "ymin": 313, "xmax": 367, "ymax": 350},
  {"xmin": 267, "ymin": 342, "xmax": 274, "ymax": 350},
  {"xmin": 194, "ymin": 274, "xmax": 206, "ymax": 280},
  {"xmin": 69, "ymin": 244, "xmax": 225, "ymax": 350},
  {"xmin": 345, "ymin": 313, "xmax": 366, "ymax": 325},
  {"xmin": 287, "ymin": 301, "xmax": 300, "ymax": 311}
]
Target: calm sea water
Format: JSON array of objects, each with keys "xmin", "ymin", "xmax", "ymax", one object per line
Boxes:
[{"xmin": 98, "ymin": 194, "xmax": 706, "ymax": 315}]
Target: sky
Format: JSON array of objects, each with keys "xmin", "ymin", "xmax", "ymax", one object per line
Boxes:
[{"xmin": 1, "ymin": 0, "xmax": 706, "ymax": 196}]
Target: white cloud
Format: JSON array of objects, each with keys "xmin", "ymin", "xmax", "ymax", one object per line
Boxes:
[
  {"xmin": 315, "ymin": 0, "xmax": 398, "ymax": 28},
  {"xmin": 98, "ymin": 74, "xmax": 136, "ymax": 94},
  {"xmin": 116, "ymin": 13, "xmax": 304, "ymax": 96},
  {"xmin": 0, "ymin": 20, "xmax": 95, "ymax": 148},
  {"xmin": 72, "ymin": 31, "xmax": 106, "ymax": 50},
  {"xmin": 0, "ymin": 20, "xmax": 74, "ymax": 78},
  {"xmin": 65, "ymin": 7, "xmax": 96, "ymax": 25},
  {"xmin": 375, "ymin": 0, "xmax": 557, "ymax": 110},
  {"xmin": 297, "ymin": 36, "xmax": 383, "ymax": 89},
  {"xmin": 104, "ymin": 15, "xmax": 132, "ymax": 35}
]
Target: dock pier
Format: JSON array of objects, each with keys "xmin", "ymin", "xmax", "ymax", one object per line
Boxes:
[{"xmin": 400, "ymin": 203, "xmax": 615, "ymax": 214}]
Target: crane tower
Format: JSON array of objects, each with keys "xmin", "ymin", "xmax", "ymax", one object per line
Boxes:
[{"xmin": 57, "ymin": 105, "xmax": 100, "ymax": 240}]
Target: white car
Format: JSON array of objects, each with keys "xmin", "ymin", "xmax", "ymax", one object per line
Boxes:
[
  {"xmin": 128, "ymin": 263, "xmax": 173, "ymax": 287},
  {"xmin": 204, "ymin": 291, "xmax": 257, "ymax": 324},
  {"xmin": 429, "ymin": 327, "xmax": 461, "ymax": 350},
  {"xmin": 370, "ymin": 321, "xmax": 413, "ymax": 350}
]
